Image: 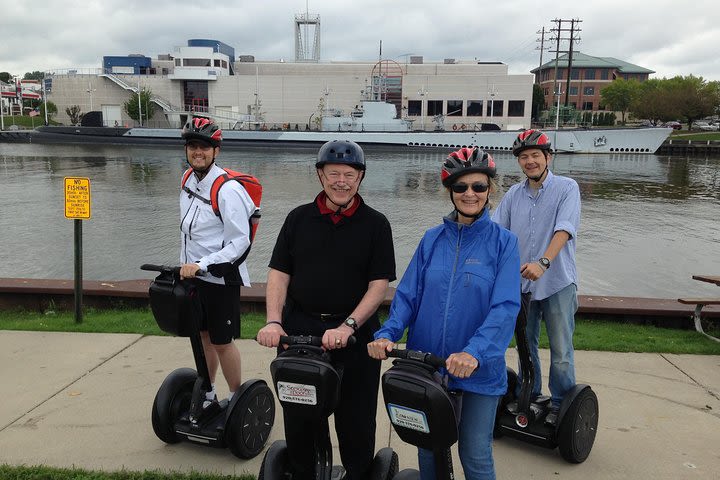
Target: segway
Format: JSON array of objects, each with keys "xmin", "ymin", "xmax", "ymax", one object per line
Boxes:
[
  {"xmin": 494, "ymin": 293, "xmax": 599, "ymax": 463},
  {"xmin": 379, "ymin": 347, "xmax": 460, "ymax": 480},
  {"xmin": 141, "ymin": 264, "xmax": 275, "ymax": 459},
  {"xmin": 259, "ymin": 335, "xmax": 398, "ymax": 480}
]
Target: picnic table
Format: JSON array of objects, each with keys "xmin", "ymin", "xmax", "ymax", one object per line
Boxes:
[{"xmin": 678, "ymin": 275, "xmax": 720, "ymax": 342}]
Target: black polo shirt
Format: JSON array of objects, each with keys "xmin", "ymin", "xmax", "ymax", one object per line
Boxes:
[{"xmin": 269, "ymin": 194, "xmax": 396, "ymax": 315}]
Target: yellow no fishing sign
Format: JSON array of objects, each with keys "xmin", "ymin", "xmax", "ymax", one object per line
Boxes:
[{"xmin": 64, "ymin": 177, "xmax": 91, "ymax": 219}]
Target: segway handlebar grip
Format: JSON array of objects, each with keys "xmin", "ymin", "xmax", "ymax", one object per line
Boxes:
[
  {"xmin": 140, "ymin": 264, "xmax": 206, "ymax": 276},
  {"xmin": 279, "ymin": 335, "xmax": 357, "ymax": 347},
  {"xmin": 387, "ymin": 348, "xmax": 446, "ymax": 370}
]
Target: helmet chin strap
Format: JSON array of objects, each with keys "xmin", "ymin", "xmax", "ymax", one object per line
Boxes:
[
  {"xmin": 186, "ymin": 149, "xmax": 215, "ymax": 179},
  {"xmin": 527, "ymin": 165, "xmax": 548, "ymax": 182}
]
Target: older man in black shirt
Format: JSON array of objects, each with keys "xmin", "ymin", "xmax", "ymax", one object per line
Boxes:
[{"xmin": 257, "ymin": 140, "xmax": 396, "ymax": 480}]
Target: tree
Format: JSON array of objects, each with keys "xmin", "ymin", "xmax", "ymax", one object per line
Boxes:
[
  {"xmin": 600, "ymin": 79, "xmax": 640, "ymax": 125},
  {"xmin": 0, "ymin": 72, "xmax": 11, "ymax": 83},
  {"xmin": 531, "ymin": 84, "xmax": 545, "ymax": 121},
  {"xmin": 23, "ymin": 71, "xmax": 45, "ymax": 81},
  {"xmin": 66, "ymin": 105, "xmax": 83, "ymax": 125},
  {"xmin": 123, "ymin": 87, "xmax": 155, "ymax": 125},
  {"xmin": 665, "ymin": 75, "xmax": 719, "ymax": 129},
  {"xmin": 40, "ymin": 101, "xmax": 58, "ymax": 121}
]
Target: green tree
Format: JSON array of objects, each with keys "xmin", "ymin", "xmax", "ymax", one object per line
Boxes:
[
  {"xmin": 600, "ymin": 79, "xmax": 640, "ymax": 125},
  {"xmin": 665, "ymin": 75, "xmax": 719, "ymax": 129},
  {"xmin": 123, "ymin": 87, "xmax": 155, "ymax": 125},
  {"xmin": 0, "ymin": 72, "xmax": 11, "ymax": 83},
  {"xmin": 40, "ymin": 101, "xmax": 58, "ymax": 121},
  {"xmin": 23, "ymin": 71, "xmax": 45, "ymax": 81},
  {"xmin": 66, "ymin": 105, "xmax": 83, "ymax": 125},
  {"xmin": 531, "ymin": 83, "xmax": 545, "ymax": 121}
]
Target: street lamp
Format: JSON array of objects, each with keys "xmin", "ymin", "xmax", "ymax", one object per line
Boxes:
[
  {"xmin": 86, "ymin": 81, "xmax": 96, "ymax": 111},
  {"xmin": 488, "ymin": 84, "xmax": 497, "ymax": 118},
  {"xmin": 137, "ymin": 78, "xmax": 142, "ymax": 127}
]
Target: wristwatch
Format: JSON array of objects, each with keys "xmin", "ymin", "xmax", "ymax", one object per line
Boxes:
[
  {"xmin": 344, "ymin": 317, "xmax": 359, "ymax": 332},
  {"xmin": 538, "ymin": 257, "xmax": 551, "ymax": 270}
]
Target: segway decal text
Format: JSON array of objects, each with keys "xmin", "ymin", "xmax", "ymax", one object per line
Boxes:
[
  {"xmin": 387, "ymin": 403, "xmax": 430, "ymax": 433},
  {"xmin": 277, "ymin": 381, "xmax": 318, "ymax": 405}
]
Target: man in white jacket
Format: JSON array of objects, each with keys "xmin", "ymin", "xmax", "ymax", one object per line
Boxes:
[{"xmin": 179, "ymin": 116, "xmax": 256, "ymax": 407}]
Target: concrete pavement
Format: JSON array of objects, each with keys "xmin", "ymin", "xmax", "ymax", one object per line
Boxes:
[{"xmin": 1, "ymin": 330, "xmax": 719, "ymax": 479}]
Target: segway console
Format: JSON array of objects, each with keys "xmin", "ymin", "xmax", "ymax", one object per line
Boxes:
[
  {"xmin": 142, "ymin": 264, "xmax": 275, "ymax": 459},
  {"xmin": 381, "ymin": 348, "xmax": 460, "ymax": 480},
  {"xmin": 494, "ymin": 293, "xmax": 598, "ymax": 463},
  {"xmin": 259, "ymin": 335, "xmax": 398, "ymax": 480}
]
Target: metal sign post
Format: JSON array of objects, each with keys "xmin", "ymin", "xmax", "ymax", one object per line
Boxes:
[{"xmin": 64, "ymin": 177, "xmax": 91, "ymax": 323}]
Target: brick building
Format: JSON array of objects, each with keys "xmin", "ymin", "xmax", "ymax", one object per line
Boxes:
[{"xmin": 532, "ymin": 52, "xmax": 654, "ymax": 112}]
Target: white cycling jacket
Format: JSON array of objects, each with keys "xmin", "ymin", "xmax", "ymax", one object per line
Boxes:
[{"xmin": 180, "ymin": 163, "xmax": 255, "ymax": 286}]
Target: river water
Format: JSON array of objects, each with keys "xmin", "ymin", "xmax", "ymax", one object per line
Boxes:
[{"xmin": 1, "ymin": 143, "xmax": 718, "ymax": 299}]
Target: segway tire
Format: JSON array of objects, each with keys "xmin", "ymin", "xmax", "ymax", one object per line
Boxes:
[
  {"xmin": 258, "ymin": 440, "xmax": 288, "ymax": 480},
  {"xmin": 370, "ymin": 447, "xmax": 399, "ymax": 480},
  {"xmin": 226, "ymin": 381, "xmax": 276, "ymax": 459},
  {"xmin": 557, "ymin": 387, "xmax": 599, "ymax": 463},
  {"xmin": 151, "ymin": 367, "xmax": 197, "ymax": 444}
]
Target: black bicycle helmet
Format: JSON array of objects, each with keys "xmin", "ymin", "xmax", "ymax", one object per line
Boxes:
[
  {"xmin": 441, "ymin": 147, "xmax": 496, "ymax": 187},
  {"xmin": 512, "ymin": 129, "xmax": 551, "ymax": 156},
  {"xmin": 315, "ymin": 140, "xmax": 366, "ymax": 171},
  {"xmin": 182, "ymin": 116, "xmax": 222, "ymax": 147}
]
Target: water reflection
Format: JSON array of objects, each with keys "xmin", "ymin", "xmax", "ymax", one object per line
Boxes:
[{"xmin": 0, "ymin": 143, "xmax": 718, "ymax": 299}]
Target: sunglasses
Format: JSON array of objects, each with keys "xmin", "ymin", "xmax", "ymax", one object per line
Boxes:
[{"xmin": 451, "ymin": 182, "xmax": 489, "ymax": 193}]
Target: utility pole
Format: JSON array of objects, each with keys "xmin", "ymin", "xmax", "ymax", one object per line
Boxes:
[
  {"xmin": 535, "ymin": 26, "xmax": 550, "ymax": 85},
  {"xmin": 548, "ymin": 18, "xmax": 582, "ymax": 123}
]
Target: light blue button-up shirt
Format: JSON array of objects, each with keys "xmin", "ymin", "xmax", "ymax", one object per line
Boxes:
[{"xmin": 492, "ymin": 171, "xmax": 581, "ymax": 301}]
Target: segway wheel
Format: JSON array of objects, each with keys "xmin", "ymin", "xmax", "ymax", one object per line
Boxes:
[
  {"xmin": 258, "ymin": 440, "xmax": 288, "ymax": 480},
  {"xmin": 370, "ymin": 447, "xmax": 399, "ymax": 480},
  {"xmin": 557, "ymin": 387, "xmax": 599, "ymax": 463},
  {"xmin": 226, "ymin": 381, "xmax": 276, "ymax": 459},
  {"xmin": 151, "ymin": 368, "xmax": 197, "ymax": 444}
]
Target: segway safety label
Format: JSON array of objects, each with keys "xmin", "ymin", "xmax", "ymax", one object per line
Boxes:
[
  {"xmin": 277, "ymin": 381, "xmax": 317, "ymax": 405},
  {"xmin": 388, "ymin": 403, "xmax": 430, "ymax": 433}
]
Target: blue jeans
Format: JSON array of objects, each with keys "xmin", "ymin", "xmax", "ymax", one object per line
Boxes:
[
  {"xmin": 524, "ymin": 283, "xmax": 577, "ymax": 407},
  {"xmin": 417, "ymin": 393, "xmax": 500, "ymax": 480}
]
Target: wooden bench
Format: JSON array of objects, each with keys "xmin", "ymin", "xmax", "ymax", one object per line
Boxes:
[{"xmin": 677, "ymin": 298, "xmax": 720, "ymax": 342}]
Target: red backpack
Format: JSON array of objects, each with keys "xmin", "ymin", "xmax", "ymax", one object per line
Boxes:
[{"xmin": 181, "ymin": 167, "xmax": 263, "ymax": 242}]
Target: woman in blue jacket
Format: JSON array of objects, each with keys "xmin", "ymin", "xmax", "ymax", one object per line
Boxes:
[{"xmin": 368, "ymin": 147, "xmax": 520, "ymax": 480}]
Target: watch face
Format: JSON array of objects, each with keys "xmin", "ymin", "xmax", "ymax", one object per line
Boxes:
[
  {"xmin": 540, "ymin": 258, "xmax": 550, "ymax": 268},
  {"xmin": 345, "ymin": 318, "xmax": 358, "ymax": 330}
]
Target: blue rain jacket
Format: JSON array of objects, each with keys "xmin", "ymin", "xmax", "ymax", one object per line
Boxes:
[{"xmin": 375, "ymin": 209, "xmax": 521, "ymax": 395}]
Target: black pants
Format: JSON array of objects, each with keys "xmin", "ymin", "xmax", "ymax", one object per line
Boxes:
[{"xmin": 281, "ymin": 310, "xmax": 382, "ymax": 480}]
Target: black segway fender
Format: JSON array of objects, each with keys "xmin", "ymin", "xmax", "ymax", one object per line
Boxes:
[
  {"xmin": 370, "ymin": 447, "xmax": 399, "ymax": 480},
  {"xmin": 151, "ymin": 367, "xmax": 198, "ymax": 444},
  {"xmin": 556, "ymin": 385, "xmax": 599, "ymax": 463},
  {"xmin": 257, "ymin": 440, "xmax": 288, "ymax": 480},
  {"xmin": 225, "ymin": 379, "xmax": 276, "ymax": 459}
]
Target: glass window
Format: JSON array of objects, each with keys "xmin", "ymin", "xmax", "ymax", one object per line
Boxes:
[
  {"xmin": 585, "ymin": 69, "xmax": 595, "ymax": 80},
  {"xmin": 447, "ymin": 100, "xmax": 463, "ymax": 116},
  {"xmin": 427, "ymin": 100, "xmax": 443, "ymax": 116},
  {"xmin": 214, "ymin": 60, "xmax": 221, "ymax": 67},
  {"xmin": 582, "ymin": 101, "xmax": 593, "ymax": 111},
  {"xmin": 508, "ymin": 100, "xmax": 525, "ymax": 117},
  {"xmin": 584, "ymin": 86, "xmax": 595, "ymax": 96},
  {"xmin": 569, "ymin": 86, "xmax": 578, "ymax": 96},
  {"xmin": 407, "ymin": 100, "xmax": 421, "ymax": 116},
  {"xmin": 570, "ymin": 69, "xmax": 579, "ymax": 80},
  {"xmin": 486, "ymin": 100, "xmax": 503, "ymax": 117},
  {"xmin": 467, "ymin": 101, "xmax": 483, "ymax": 116},
  {"xmin": 600, "ymin": 69, "xmax": 609, "ymax": 80},
  {"xmin": 184, "ymin": 58, "xmax": 211, "ymax": 67},
  {"xmin": 556, "ymin": 70, "xmax": 563, "ymax": 80}
]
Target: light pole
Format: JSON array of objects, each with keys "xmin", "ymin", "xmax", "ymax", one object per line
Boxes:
[
  {"xmin": 488, "ymin": 84, "xmax": 497, "ymax": 119},
  {"xmin": 555, "ymin": 86, "xmax": 563, "ymax": 129},
  {"xmin": 86, "ymin": 81, "xmax": 96, "ymax": 111},
  {"xmin": 137, "ymin": 78, "xmax": 142, "ymax": 127}
]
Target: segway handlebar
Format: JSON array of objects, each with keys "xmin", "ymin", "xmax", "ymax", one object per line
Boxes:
[
  {"xmin": 279, "ymin": 335, "xmax": 357, "ymax": 347},
  {"xmin": 140, "ymin": 264, "xmax": 206, "ymax": 276},
  {"xmin": 387, "ymin": 347, "xmax": 447, "ymax": 370}
]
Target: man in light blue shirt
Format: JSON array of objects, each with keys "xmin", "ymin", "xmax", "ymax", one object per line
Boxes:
[{"xmin": 492, "ymin": 129, "xmax": 581, "ymax": 426}]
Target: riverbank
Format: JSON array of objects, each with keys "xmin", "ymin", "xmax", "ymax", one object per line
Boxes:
[{"xmin": 1, "ymin": 277, "xmax": 718, "ymax": 329}]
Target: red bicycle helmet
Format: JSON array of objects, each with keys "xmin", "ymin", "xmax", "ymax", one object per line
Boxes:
[
  {"xmin": 512, "ymin": 129, "xmax": 551, "ymax": 156},
  {"xmin": 182, "ymin": 116, "xmax": 223, "ymax": 147},
  {"xmin": 441, "ymin": 147, "xmax": 496, "ymax": 187}
]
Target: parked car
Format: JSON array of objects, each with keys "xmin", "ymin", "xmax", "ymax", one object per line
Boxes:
[
  {"xmin": 694, "ymin": 121, "xmax": 719, "ymax": 131},
  {"xmin": 662, "ymin": 121, "xmax": 682, "ymax": 130}
]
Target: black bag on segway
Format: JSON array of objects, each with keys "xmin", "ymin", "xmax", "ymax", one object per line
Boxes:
[
  {"xmin": 382, "ymin": 360, "xmax": 459, "ymax": 451},
  {"xmin": 270, "ymin": 350, "xmax": 341, "ymax": 420},
  {"xmin": 147, "ymin": 271, "xmax": 196, "ymax": 337}
]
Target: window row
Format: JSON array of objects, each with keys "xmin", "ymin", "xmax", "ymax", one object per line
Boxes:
[
  {"xmin": 540, "ymin": 68, "xmax": 611, "ymax": 81},
  {"xmin": 406, "ymin": 99, "xmax": 526, "ymax": 117},
  {"xmin": 543, "ymin": 86, "xmax": 596, "ymax": 96}
]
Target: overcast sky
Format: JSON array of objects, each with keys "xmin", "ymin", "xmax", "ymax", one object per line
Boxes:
[{"xmin": 2, "ymin": 0, "xmax": 719, "ymax": 80}]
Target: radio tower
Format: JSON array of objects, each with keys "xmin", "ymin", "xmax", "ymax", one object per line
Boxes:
[{"xmin": 295, "ymin": 3, "xmax": 320, "ymax": 62}]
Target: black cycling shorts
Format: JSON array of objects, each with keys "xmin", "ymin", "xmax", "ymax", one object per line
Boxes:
[{"xmin": 193, "ymin": 280, "xmax": 241, "ymax": 344}]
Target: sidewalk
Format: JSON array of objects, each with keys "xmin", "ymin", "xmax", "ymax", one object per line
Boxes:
[{"xmin": 1, "ymin": 331, "xmax": 719, "ymax": 479}]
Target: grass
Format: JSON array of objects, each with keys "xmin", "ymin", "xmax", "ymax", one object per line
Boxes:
[
  {"xmin": 2, "ymin": 307, "xmax": 719, "ymax": 355},
  {"xmin": 1, "ymin": 115, "xmax": 60, "ymax": 129},
  {"xmin": 0, "ymin": 465, "xmax": 253, "ymax": 480},
  {"xmin": 669, "ymin": 131, "xmax": 720, "ymax": 141}
]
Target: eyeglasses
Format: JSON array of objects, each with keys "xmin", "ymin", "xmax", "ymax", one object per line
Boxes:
[
  {"xmin": 323, "ymin": 170, "xmax": 359, "ymax": 182},
  {"xmin": 451, "ymin": 182, "xmax": 489, "ymax": 193}
]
